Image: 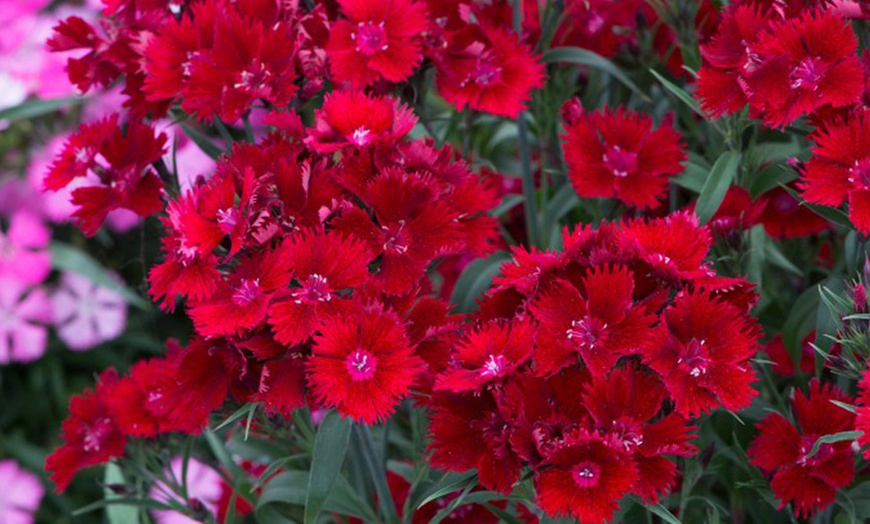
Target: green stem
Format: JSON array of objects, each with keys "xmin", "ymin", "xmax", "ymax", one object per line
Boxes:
[{"xmin": 518, "ymin": 114, "xmax": 541, "ymax": 247}]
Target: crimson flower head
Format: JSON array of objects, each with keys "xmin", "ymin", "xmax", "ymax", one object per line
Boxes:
[
  {"xmin": 435, "ymin": 23, "xmax": 545, "ymax": 118},
  {"xmin": 760, "ymin": 183, "xmax": 830, "ymax": 238},
  {"xmin": 46, "ymin": 370, "xmax": 127, "ymax": 493},
  {"xmin": 535, "ymin": 431, "xmax": 638, "ymax": 524},
  {"xmin": 642, "ymin": 289, "xmax": 760, "ymax": 417},
  {"xmin": 45, "ymin": 115, "xmax": 167, "ymax": 236},
  {"xmin": 307, "ymin": 303, "xmax": 423, "ymax": 423},
  {"xmin": 743, "ymin": 10, "xmax": 864, "ymax": 128},
  {"xmin": 748, "ymin": 380, "xmax": 856, "ymax": 518},
  {"xmin": 305, "ymin": 90, "xmax": 417, "ymax": 153},
  {"xmin": 326, "ymin": 0, "xmax": 429, "ymax": 88},
  {"xmin": 561, "ymin": 106, "xmax": 686, "ymax": 209},
  {"xmin": 801, "ymin": 109, "xmax": 870, "ymax": 233}
]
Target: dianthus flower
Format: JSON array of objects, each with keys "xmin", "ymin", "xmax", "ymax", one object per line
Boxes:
[
  {"xmin": 150, "ymin": 456, "xmax": 223, "ymax": 524},
  {"xmin": 561, "ymin": 106, "xmax": 686, "ymax": 209},
  {"xmin": 45, "ymin": 370, "xmax": 127, "ymax": 492},
  {"xmin": 52, "ymin": 272, "xmax": 127, "ymax": 351},
  {"xmin": 0, "ymin": 460, "xmax": 43, "ymax": 524},
  {"xmin": 642, "ymin": 289, "xmax": 760, "ymax": 417},
  {"xmin": 326, "ymin": 0, "xmax": 429, "ymax": 88},
  {"xmin": 307, "ymin": 304, "xmax": 423, "ymax": 423},
  {"xmin": 435, "ymin": 23, "xmax": 545, "ymax": 118},
  {"xmin": 748, "ymin": 381, "xmax": 856, "ymax": 518},
  {"xmin": 743, "ymin": 10, "xmax": 863, "ymax": 128},
  {"xmin": 0, "ymin": 211, "xmax": 50, "ymax": 286},
  {"xmin": 760, "ymin": 184, "xmax": 830, "ymax": 238},
  {"xmin": 801, "ymin": 109, "xmax": 870, "ymax": 233},
  {"xmin": 0, "ymin": 277, "xmax": 51, "ymax": 364}
]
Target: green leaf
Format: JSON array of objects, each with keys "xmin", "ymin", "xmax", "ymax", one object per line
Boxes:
[
  {"xmin": 695, "ymin": 152, "xmax": 741, "ymax": 224},
  {"xmin": 354, "ymin": 425, "xmax": 399, "ymax": 523},
  {"xmin": 831, "ymin": 399, "xmax": 857, "ymax": 414},
  {"xmin": 543, "ymin": 183, "xmax": 581, "ymax": 227},
  {"xmin": 649, "ymin": 69, "xmax": 702, "ymax": 115},
  {"xmin": 305, "ymin": 411, "xmax": 353, "ymax": 524},
  {"xmin": 543, "ymin": 47, "xmax": 650, "ymax": 102},
  {"xmin": 258, "ymin": 471, "xmax": 377, "ymax": 521},
  {"xmin": 0, "ymin": 96, "xmax": 85, "ymax": 123},
  {"xmin": 628, "ymin": 495, "xmax": 683, "ymax": 524},
  {"xmin": 450, "ymin": 251, "xmax": 510, "ymax": 312},
  {"xmin": 804, "ymin": 431, "xmax": 863, "ymax": 460},
  {"xmin": 780, "ymin": 184, "xmax": 850, "ymax": 227},
  {"xmin": 50, "ymin": 242, "xmax": 151, "ymax": 311},
  {"xmin": 490, "ymin": 194, "xmax": 524, "ymax": 217},
  {"xmin": 179, "ymin": 121, "xmax": 225, "ymax": 160},
  {"xmin": 782, "ymin": 285, "xmax": 821, "ymax": 364},
  {"xmin": 416, "ymin": 471, "xmax": 478, "ymax": 509},
  {"xmin": 672, "ymin": 162, "xmax": 709, "ymax": 193},
  {"xmin": 104, "ymin": 463, "xmax": 140, "ymax": 524},
  {"xmin": 749, "ymin": 164, "xmax": 796, "ymax": 198}
]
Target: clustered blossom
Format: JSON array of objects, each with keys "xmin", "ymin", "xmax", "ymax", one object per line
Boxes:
[
  {"xmin": 46, "ymin": 86, "xmax": 501, "ymax": 488},
  {"xmin": 427, "ymin": 211, "xmax": 762, "ymax": 522}
]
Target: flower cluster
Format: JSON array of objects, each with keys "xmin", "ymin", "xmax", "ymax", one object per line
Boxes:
[{"xmin": 427, "ymin": 211, "xmax": 762, "ymax": 523}]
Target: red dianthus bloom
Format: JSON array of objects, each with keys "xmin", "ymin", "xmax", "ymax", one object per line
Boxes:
[
  {"xmin": 46, "ymin": 370, "xmax": 127, "ymax": 492},
  {"xmin": 801, "ymin": 109, "xmax": 870, "ymax": 233},
  {"xmin": 327, "ymin": 0, "xmax": 429, "ymax": 88},
  {"xmin": 562, "ymin": 106, "xmax": 686, "ymax": 209},
  {"xmin": 748, "ymin": 380, "xmax": 856, "ymax": 518},
  {"xmin": 307, "ymin": 304, "xmax": 423, "ymax": 423}
]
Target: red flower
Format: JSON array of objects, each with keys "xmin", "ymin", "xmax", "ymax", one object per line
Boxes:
[
  {"xmin": 435, "ymin": 23, "xmax": 545, "ymax": 118},
  {"xmin": 618, "ymin": 211, "xmax": 712, "ymax": 284},
  {"xmin": 582, "ymin": 366, "xmax": 696, "ymax": 503},
  {"xmin": 305, "ymin": 91, "xmax": 417, "ymax": 153},
  {"xmin": 530, "ymin": 266, "xmax": 656, "ymax": 377},
  {"xmin": 764, "ymin": 332, "xmax": 817, "ymax": 377},
  {"xmin": 856, "ymin": 369, "xmax": 870, "ymax": 458},
  {"xmin": 326, "ymin": 0, "xmax": 429, "ymax": 87},
  {"xmin": 307, "ymin": 304, "xmax": 423, "ymax": 423},
  {"xmin": 760, "ymin": 184, "xmax": 830, "ymax": 238},
  {"xmin": 45, "ymin": 115, "xmax": 167, "ymax": 236},
  {"xmin": 268, "ymin": 229, "xmax": 374, "ymax": 346},
  {"xmin": 748, "ymin": 380, "xmax": 856, "ymax": 518},
  {"xmin": 535, "ymin": 432, "xmax": 637, "ymax": 524},
  {"xmin": 642, "ymin": 289, "xmax": 760, "ymax": 417},
  {"xmin": 46, "ymin": 370, "xmax": 127, "ymax": 492},
  {"xmin": 435, "ymin": 318, "xmax": 536, "ymax": 392},
  {"xmin": 561, "ymin": 106, "xmax": 686, "ymax": 209},
  {"xmin": 801, "ymin": 109, "xmax": 870, "ymax": 233},
  {"xmin": 743, "ymin": 10, "xmax": 863, "ymax": 128},
  {"xmin": 695, "ymin": 5, "xmax": 771, "ymax": 118},
  {"xmin": 692, "ymin": 186, "xmax": 765, "ymax": 236}
]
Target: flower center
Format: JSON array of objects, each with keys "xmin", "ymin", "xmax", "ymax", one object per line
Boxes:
[
  {"xmin": 602, "ymin": 145, "xmax": 638, "ymax": 178},
  {"xmin": 83, "ymin": 417, "xmax": 113, "ymax": 453},
  {"xmin": 353, "ymin": 21, "xmax": 388, "ymax": 55},
  {"xmin": 382, "ymin": 220, "xmax": 409, "ymax": 254},
  {"xmin": 566, "ymin": 316, "xmax": 608, "ymax": 349},
  {"xmin": 351, "ymin": 126, "xmax": 372, "ymax": 146},
  {"xmin": 216, "ymin": 207, "xmax": 240, "ymax": 234},
  {"xmin": 848, "ymin": 158, "xmax": 870, "ymax": 190},
  {"xmin": 345, "ymin": 348, "xmax": 377, "ymax": 381},
  {"xmin": 678, "ymin": 337, "xmax": 711, "ymax": 378},
  {"xmin": 790, "ymin": 57, "xmax": 825, "ymax": 91},
  {"xmin": 571, "ymin": 461, "xmax": 601, "ymax": 488},
  {"xmin": 232, "ymin": 278, "xmax": 261, "ymax": 306},
  {"xmin": 479, "ymin": 354, "xmax": 507, "ymax": 378},
  {"xmin": 773, "ymin": 192, "xmax": 798, "ymax": 214},
  {"xmin": 234, "ymin": 63, "xmax": 271, "ymax": 95},
  {"xmin": 472, "ymin": 56, "xmax": 502, "ymax": 86},
  {"xmin": 293, "ymin": 274, "xmax": 331, "ymax": 304}
]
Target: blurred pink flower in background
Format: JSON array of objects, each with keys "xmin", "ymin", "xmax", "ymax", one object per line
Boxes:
[
  {"xmin": 0, "ymin": 277, "xmax": 51, "ymax": 364},
  {"xmin": 52, "ymin": 272, "xmax": 127, "ymax": 351},
  {"xmin": 150, "ymin": 456, "xmax": 223, "ymax": 524},
  {"xmin": 0, "ymin": 211, "xmax": 50, "ymax": 285},
  {"xmin": 0, "ymin": 459, "xmax": 44, "ymax": 524}
]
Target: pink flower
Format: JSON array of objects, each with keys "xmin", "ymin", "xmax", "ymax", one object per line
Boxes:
[
  {"xmin": 0, "ymin": 211, "xmax": 50, "ymax": 286},
  {"xmin": 52, "ymin": 272, "xmax": 127, "ymax": 351},
  {"xmin": 0, "ymin": 459, "xmax": 44, "ymax": 524},
  {"xmin": 150, "ymin": 457, "xmax": 223, "ymax": 524},
  {"xmin": 0, "ymin": 277, "xmax": 51, "ymax": 364}
]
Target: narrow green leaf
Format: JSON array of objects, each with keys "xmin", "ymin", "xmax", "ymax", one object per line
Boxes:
[
  {"xmin": 50, "ymin": 242, "xmax": 151, "ymax": 311},
  {"xmin": 305, "ymin": 411, "xmax": 353, "ymax": 524},
  {"xmin": 782, "ymin": 285, "xmax": 821, "ymax": 365},
  {"xmin": 355, "ymin": 425, "xmax": 399, "ymax": 523},
  {"xmin": 763, "ymin": 241, "xmax": 801, "ymax": 275},
  {"xmin": 450, "ymin": 251, "xmax": 510, "ymax": 312},
  {"xmin": 649, "ymin": 69, "xmax": 702, "ymax": 115},
  {"xmin": 831, "ymin": 400, "xmax": 857, "ymax": 414},
  {"xmin": 416, "ymin": 471, "xmax": 478, "ymax": 509},
  {"xmin": 543, "ymin": 47, "xmax": 650, "ymax": 102},
  {"xmin": 672, "ymin": 162, "xmax": 708, "ymax": 193},
  {"xmin": 780, "ymin": 184, "xmax": 850, "ymax": 227},
  {"xmin": 695, "ymin": 152, "xmax": 741, "ymax": 224},
  {"xmin": 804, "ymin": 431, "xmax": 863, "ymax": 460},
  {"xmin": 179, "ymin": 122, "xmax": 225, "ymax": 160},
  {"xmin": 543, "ymin": 183, "xmax": 581, "ymax": 226},
  {"xmin": 490, "ymin": 194, "xmax": 524, "ymax": 217},
  {"xmin": 213, "ymin": 402, "xmax": 258, "ymax": 432},
  {"xmin": 104, "ymin": 463, "xmax": 140, "ymax": 524},
  {"xmin": 74, "ymin": 497, "xmax": 176, "ymax": 516},
  {"xmin": 0, "ymin": 96, "xmax": 85, "ymax": 123},
  {"xmin": 749, "ymin": 164, "xmax": 796, "ymax": 198},
  {"xmin": 258, "ymin": 471, "xmax": 377, "ymax": 521},
  {"xmin": 628, "ymin": 495, "xmax": 683, "ymax": 524}
]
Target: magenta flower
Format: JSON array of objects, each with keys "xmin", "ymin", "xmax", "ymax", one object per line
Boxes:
[
  {"xmin": 51, "ymin": 272, "xmax": 127, "ymax": 351},
  {"xmin": 0, "ymin": 459, "xmax": 43, "ymax": 524},
  {"xmin": 0, "ymin": 211, "xmax": 50, "ymax": 286},
  {"xmin": 150, "ymin": 457, "xmax": 223, "ymax": 524},
  {"xmin": 0, "ymin": 277, "xmax": 50, "ymax": 364}
]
